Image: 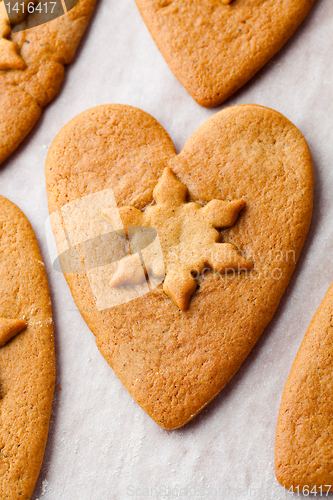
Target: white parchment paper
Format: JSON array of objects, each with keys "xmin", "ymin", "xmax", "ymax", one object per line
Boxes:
[{"xmin": 1, "ymin": 0, "xmax": 333, "ymax": 498}]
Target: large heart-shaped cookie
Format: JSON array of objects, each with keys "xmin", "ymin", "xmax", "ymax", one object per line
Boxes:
[
  {"xmin": 135, "ymin": 0, "xmax": 316, "ymax": 107},
  {"xmin": 45, "ymin": 104, "xmax": 313, "ymax": 429},
  {"xmin": 275, "ymin": 283, "xmax": 333, "ymax": 490},
  {"xmin": 0, "ymin": 196, "xmax": 55, "ymax": 499},
  {"xmin": 0, "ymin": 0, "xmax": 96, "ymax": 165}
]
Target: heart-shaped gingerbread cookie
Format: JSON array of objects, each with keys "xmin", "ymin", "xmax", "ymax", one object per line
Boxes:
[
  {"xmin": 0, "ymin": 196, "xmax": 55, "ymax": 499},
  {"xmin": 0, "ymin": 0, "xmax": 96, "ymax": 166},
  {"xmin": 135, "ymin": 0, "xmax": 316, "ymax": 107},
  {"xmin": 275, "ymin": 283, "xmax": 333, "ymax": 490},
  {"xmin": 46, "ymin": 104, "xmax": 313, "ymax": 429}
]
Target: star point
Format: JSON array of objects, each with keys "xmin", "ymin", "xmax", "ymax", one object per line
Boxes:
[
  {"xmin": 0, "ymin": 317, "xmax": 27, "ymax": 347},
  {"xmin": 153, "ymin": 167, "xmax": 187, "ymax": 206}
]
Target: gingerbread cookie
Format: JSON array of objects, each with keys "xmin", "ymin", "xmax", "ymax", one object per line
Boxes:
[
  {"xmin": 0, "ymin": 0, "xmax": 96, "ymax": 166},
  {"xmin": 45, "ymin": 103, "xmax": 313, "ymax": 429},
  {"xmin": 135, "ymin": 0, "xmax": 316, "ymax": 107},
  {"xmin": 276, "ymin": 283, "xmax": 333, "ymax": 491},
  {"xmin": 0, "ymin": 196, "xmax": 55, "ymax": 499}
]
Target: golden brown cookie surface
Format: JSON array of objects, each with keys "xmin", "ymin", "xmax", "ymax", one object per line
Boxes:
[
  {"xmin": 135, "ymin": 0, "xmax": 316, "ymax": 107},
  {"xmin": 46, "ymin": 103, "xmax": 313, "ymax": 429},
  {"xmin": 276, "ymin": 283, "xmax": 333, "ymax": 491},
  {"xmin": 0, "ymin": 0, "xmax": 96, "ymax": 166},
  {"xmin": 0, "ymin": 196, "xmax": 55, "ymax": 500}
]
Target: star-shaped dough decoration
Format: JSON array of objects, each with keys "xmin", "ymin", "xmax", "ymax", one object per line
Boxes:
[
  {"xmin": 0, "ymin": 1, "xmax": 27, "ymax": 70},
  {"xmin": 103, "ymin": 167, "xmax": 253, "ymax": 311},
  {"xmin": 0, "ymin": 317, "xmax": 27, "ymax": 347}
]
